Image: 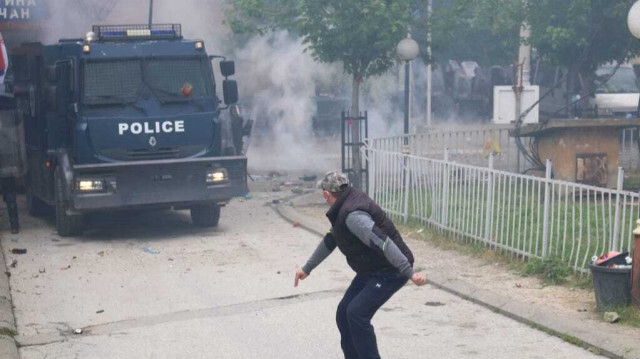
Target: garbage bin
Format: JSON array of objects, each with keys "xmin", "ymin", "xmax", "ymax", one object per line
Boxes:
[{"xmin": 589, "ymin": 263, "xmax": 632, "ymax": 311}]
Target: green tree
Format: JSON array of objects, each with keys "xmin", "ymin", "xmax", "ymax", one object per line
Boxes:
[
  {"xmin": 226, "ymin": 0, "xmax": 412, "ymax": 115},
  {"xmin": 428, "ymin": 0, "xmax": 640, "ymax": 85},
  {"xmin": 527, "ymin": 0, "xmax": 639, "ymax": 72},
  {"xmin": 418, "ymin": 0, "xmax": 522, "ymax": 66},
  {"xmin": 224, "ymin": 0, "xmax": 302, "ymax": 35},
  {"xmin": 526, "ymin": 0, "xmax": 640, "ymax": 103},
  {"xmin": 300, "ymin": 0, "xmax": 412, "ymax": 114}
]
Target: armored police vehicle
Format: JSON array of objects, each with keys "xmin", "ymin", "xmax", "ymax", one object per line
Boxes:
[{"xmin": 11, "ymin": 24, "xmax": 247, "ymax": 236}]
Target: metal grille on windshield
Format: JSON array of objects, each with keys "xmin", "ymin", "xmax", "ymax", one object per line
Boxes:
[
  {"xmin": 83, "ymin": 60, "xmax": 142, "ymax": 105},
  {"xmin": 144, "ymin": 58, "xmax": 210, "ymax": 102}
]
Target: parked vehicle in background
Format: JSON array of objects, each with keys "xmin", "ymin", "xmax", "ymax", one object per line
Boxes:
[
  {"xmin": 530, "ymin": 60, "xmax": 571, "ymax": 119},
  {"xmin": 312, "ymin": 95, "xmax": 349, "ymax": 137},
  {"xmin": 592, "ymin": 63, "xmax": 640, "ymax": 118}
]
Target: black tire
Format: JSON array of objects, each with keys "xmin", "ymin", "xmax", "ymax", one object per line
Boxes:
[
  {"xmin": 190, "ymin": 204, "xmax": 221, "ymax": 227},
  {"xmin": 25, "ymin": 188, "xmax": 49, "ymax": 217},
  {"xmin": 54, "ymin": 169, "xmax": 83, "ymax": 237}
]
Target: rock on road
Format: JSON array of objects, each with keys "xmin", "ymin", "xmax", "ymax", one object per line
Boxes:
[{"xmin": 0, "ymin": 193, "xmax": 605, "ymax": 359}]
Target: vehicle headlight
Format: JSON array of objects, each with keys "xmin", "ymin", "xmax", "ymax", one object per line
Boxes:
[
  {"xmin": 206, "ymin": 169, "xmax": 228, "ymax": 183},
  {"xmin": 76, "ymin": 179, "xmax": 105, "ymax": 192}
]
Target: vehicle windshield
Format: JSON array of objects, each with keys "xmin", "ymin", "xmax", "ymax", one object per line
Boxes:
[
  {"xmin": 83, "ymin": 57, "xmax": 212, "ymax": 105},
  {"xmin": 595, "ymin": 66, "xmax": 640, "ymax": 94}
]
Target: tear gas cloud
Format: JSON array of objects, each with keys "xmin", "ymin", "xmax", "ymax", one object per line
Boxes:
[{"xmin": 30, "ymin": 0, "xmax": 419, "ymax": 175}]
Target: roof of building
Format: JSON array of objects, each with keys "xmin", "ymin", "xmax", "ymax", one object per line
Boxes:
[{"xmin": 512, "ymin": 118, "xmax": 640, "ymax": 137}]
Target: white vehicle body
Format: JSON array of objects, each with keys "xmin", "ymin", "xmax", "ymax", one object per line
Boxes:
[{"xmin": 593, "ymin": 64, "xmax": 639, "ymax": 117}]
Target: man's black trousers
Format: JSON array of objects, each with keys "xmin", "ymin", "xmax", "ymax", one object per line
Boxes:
[{"xmin": 336, "ymin": 268, "xmax": 408, "ymax": 359}]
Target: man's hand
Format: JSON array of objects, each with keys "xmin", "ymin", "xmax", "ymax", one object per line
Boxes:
[
  {"xmin": 294, "ymin": 268, "xmax": 309, "ymax": 287},
  {"xmin": 411, "ymin": 273, "xmax": 427, "ymax": 286}
]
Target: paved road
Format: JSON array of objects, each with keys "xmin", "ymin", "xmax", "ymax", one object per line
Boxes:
[{"xmin": 0, "ymin": 193, "xmax": 605, "ymax": 359}]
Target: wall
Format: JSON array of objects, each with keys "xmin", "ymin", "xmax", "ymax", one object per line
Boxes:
[{"xmin": 537, "ymin": 127, "xmax": 619, "ymax": 188}]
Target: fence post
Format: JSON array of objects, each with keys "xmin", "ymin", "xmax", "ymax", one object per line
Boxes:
[
  {"xmin": 541, "ymin": 159, "xmax": 552, "ymax": 258},
  {"xmin": 613, "ymin": 167, "xmax": 624, "ymax": 252},
  {"xmin": 484, "ymin": 154, "xmax": 494, "ymax": 242},
  {"xmin": 441, "ymin": 148, "xmax": 450, "ymax": 227},
  {"xmin": 402, "ymin": 144, "xmax": 410, "ymax": 224},
  {"xmin": 368, "ymin": 147, "xmax": 376, "ymax": 199}
]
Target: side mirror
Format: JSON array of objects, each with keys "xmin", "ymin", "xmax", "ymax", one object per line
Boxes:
[
  {"xmin": 223, "ymin": 79, "xmax": 238, "ymax": 105},
  {"xmin": 220, "ymin": 60, "xmax": 235, "ymax": 77}
]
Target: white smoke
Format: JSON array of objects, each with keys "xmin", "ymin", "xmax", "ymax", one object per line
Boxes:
[
  {"xmin": 40, "ymin": 0, "xmax": 230, "ymax": 51},
  {"xmin": 234, "ymin": 31, "xmax": 349, "ymax": 174},
  {"xmin": 17, "ymin": 0, "xmax": 428, "ymax": 175}
]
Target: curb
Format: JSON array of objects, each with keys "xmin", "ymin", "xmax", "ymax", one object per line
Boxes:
[
  {"xmin": 274, "ymin": 194, "xmax": 640, "ymax": 359},
  {"xmin": 0, "ymin": 335, "xmax": 19, "ymax": 358},
  {"xmin": 0, "ymin": 235, "xmax": 19, "ymax": 359}
]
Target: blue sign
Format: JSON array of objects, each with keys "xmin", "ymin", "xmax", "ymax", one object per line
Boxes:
[{"xmin": 0, "ymin": 0, "xmax": 49, "ymax": 22}]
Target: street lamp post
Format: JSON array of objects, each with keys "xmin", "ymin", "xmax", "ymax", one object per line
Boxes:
[
  {"xmin": 627, "ymin": 0, "xmax": 640, "ymax": 308},
  {"xmin": 397, "ymin": 33, "xmax": 419, "ymax": 224},
  {"xmin": 396, "ymin": 33, "xmax": 420, "ymax": 146}
]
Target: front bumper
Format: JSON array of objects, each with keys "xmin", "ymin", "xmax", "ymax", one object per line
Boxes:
[{"xmin": 69, "ymin": 156, "xmax": 248, "ymax": 211}]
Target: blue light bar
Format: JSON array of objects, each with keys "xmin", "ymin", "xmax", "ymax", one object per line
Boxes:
[
  {"xmin": 102, "ymin": 31, "xmax": 127, "ymax": 37},
  {"xmin": 92, "ymin": 24, "xmax": 182, "ymax": 41},
  {"xmin": 151, "ymin": 30, "xmax": 176, "ymax": 36}
]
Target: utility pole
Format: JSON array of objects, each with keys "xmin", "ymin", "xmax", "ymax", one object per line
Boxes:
[
  {"xmin": 515, "ymin": 0, "xmax": 530, "ymax": 124},
  {"xmin": 149, "ymin": 0, "xmax": 154, "ymax": 26},
  {"xmin": 425, "ymin": 0, "xmax": 433, "ymax": 128},
  {"xmin": 517, "ymin": 13, "xmax": 531, "ymax": 85}
]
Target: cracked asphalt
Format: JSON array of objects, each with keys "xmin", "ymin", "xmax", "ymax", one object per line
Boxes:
[{"xmin": 0, "ymin": 192, "xmax": 606, "ymax": 358}]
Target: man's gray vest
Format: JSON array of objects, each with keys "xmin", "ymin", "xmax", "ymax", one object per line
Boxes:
[{"xmin": 326, "ymin": 187, "xmax": 414, "ymax": 275}]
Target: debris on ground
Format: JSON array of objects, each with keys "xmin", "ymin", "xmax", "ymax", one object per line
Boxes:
[
  {"xmin": 416, "ymin": 229, "xmax": 424, "ymax": 234},
  {"xmin": 11, "ymin": 248, "xmax": 27, "ymax": 254},
  {"xmin": 272, "ymin": 199, "xmax": 281, "ymax": 205},
  {"xmin": 10, "ymin": 259, "xmax": 17, "ymax": 268},
  {"xmin": 61, "ymin": 265, "xmax": 71, "ymax": 271},
  {"xmin": 143, "ymin": 247, "xmax": 160, "ymax": 254},
  {"xmin": 293, "ymin": 221, "xmax": 300, "ymax": 227},
  {"xmin": 245, "ymin": 194, "xmax": 253, "ymax": 200},
  {"xmin": 97, "ymin": 251, "xmax": 105, "ymax": 257},
  {"xmin": 577, "ymin": 308, "xmax": 588, "ymax": 312},
  {"xmin": 10, "ymin": 238, "xmax": 18, "ymax": 243},
  {"xmin": 51, "ymin": 238, "xmax": 60, "ymax": 242},
  {"xmin": 73, "ymin": 328, "xmax": 83, "ymax": 335},
  {"xmin": 603, "ymin": 312, "xmax": 620, "ymax": 323},
  {"xmin": 96, "ymin": 310, "xmax": 104, "ymax": 314},
  {"xmin": 39, "ymin": 267, "xmax": 46, "ymax": 274},
  {"xmin": 291, "ymin": 187, "xmax": 304, "ymax": 194},
  {"xmin": 593, "ymin": 251, "xmax": 630, "ymax": 267},
  {"xmin": 515, "ymin": 283, "xmax": 522, "ymax": 288},
  {"xmin": 299, "ymin": 175, "xmax": 317, "ymax": 182}
]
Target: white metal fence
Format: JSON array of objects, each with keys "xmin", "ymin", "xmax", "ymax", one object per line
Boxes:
[
  {"xmin": 370, "ymin": 125, "xmax": 523, "ymax": 172},
  {"xmin": 366, "ymin": 146, "xmax": 639, "ymax": 272},
  {"xmin": 370, "ymin": 125, "xmax": 640, "ymax": 173},
  {"xmin": 621, "ymin": 127, "xmax": 640, "ymax": 170}
]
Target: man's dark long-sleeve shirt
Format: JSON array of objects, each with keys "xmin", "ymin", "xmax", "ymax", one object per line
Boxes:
[{"xmin": 302, "ymin": 211, "xmax": 414, "ymax": 278}]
